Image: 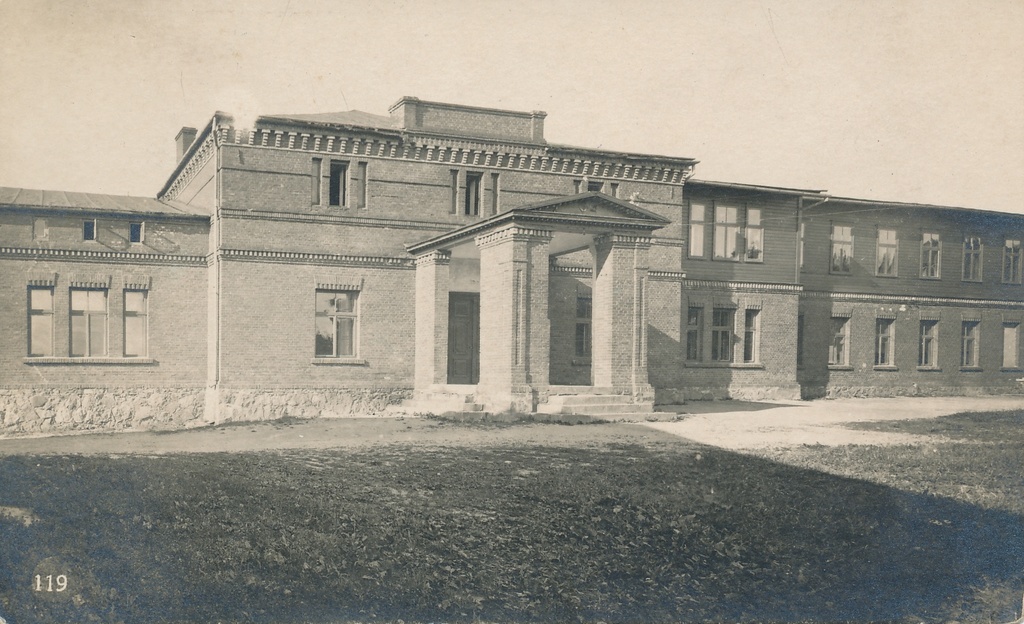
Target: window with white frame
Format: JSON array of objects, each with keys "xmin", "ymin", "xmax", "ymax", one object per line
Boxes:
[
  {"xmin": 829, "ymin": 317, "xmax": 850, "ymax": 365},
  {"xmin": 711, "ymin": 308, "xmax": 734, "ymax": 362},
  {"xmin": 70, "ymin": 288, "xmax": 107, "ymax": 357},
  {"xmin": 129, "ymin": 222, "xmax": 145, "ymax": 244},
  {"xmin": 962, "ymin": 236, "xmax": 982, "ymax": 282},
  {"xmin": 1003, "ymin": 323, "xmax": 1020, "ymax": 369},
  {"xmin": 742, "ymin": 309, "xmax": 760, "ymax": 363},
  {"xmin": 123, "ymin": 290, "xmax": 148, "ymax": 357},
  {"xmin": 831, "ymin": 225, "xmax": 853, "ymax": 274},
  {"xmin": 920, "ymin": 233, "xmax": 941, "ymax": 279},
  {"xmin": 315, "ymin": 290, "xmax": 359, "ymax": 358},
  {"xmin": 875, "ymin": 318, "xmax": 894, "ymax": 366},
  {"xmin": 1003, "ymin": 239, "xmax": 1022, "ymax": 284},
  {"xmin": 688, "ymin": 202, "xmax": 707, "ymax": 258},
  {"xmin": 961, "ymin": 321, "xmax": 980, "ymax": 367},
  {"xmin": 876, "ymin": 229, "xmax": 898, "ymax": 277},
  {"xmin": 713, "ymin": 205, "xmax": 740, "ymax": 260},
  {"xmin": 28, "ymin": 286, "xmax": 54, "ymax": 357},
  {"xmin": 744, "ymin": 208, "xmax": 763, "ymax": 262},
  {"xmin": 919, "ymin": 320, "xmax": 939, "ymax": 368},
  {"xmin": 83, "ymin": 219, "xmax": 97, "ymax": 241}
]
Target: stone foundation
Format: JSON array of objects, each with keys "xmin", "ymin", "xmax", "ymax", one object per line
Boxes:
[
  {"xmin": 0, "ymin": 387, "xmax": 206, "ymax": 437},
  {"xmin": 803, "ymin": 384, "xmax": 1024, "ymax": 400},
  {"xmin": 208, "ymin": 387, "xmax": 412, "ymax": 424},
  {"xmin": 655, "ymin": 384, "xmax": 802, "ymax": 404}
]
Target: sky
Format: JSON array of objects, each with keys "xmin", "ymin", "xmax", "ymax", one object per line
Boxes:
[{"xmin": 1, "ymin": 0, "xmax": 1022, "ymax": 213}]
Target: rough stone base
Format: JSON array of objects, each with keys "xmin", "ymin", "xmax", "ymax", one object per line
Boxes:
[
  {"xmin": 803, "ymin": 384, "xmax": 1024, "ymax": 400},
  {"xmin": 0, "ymin": 388, "xmax": 206, "ymax": 437},
  {"xmin": 208, "ymin": 387, "xmax": 412, "ymax": 425},
  {"xmin": 655, "ymin": 384, "xmax": 802, "ymax": 404}
]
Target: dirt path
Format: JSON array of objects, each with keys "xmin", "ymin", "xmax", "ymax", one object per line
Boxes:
[{"xmin": 0, "ymin": 396, "xmax": 1019, "ymax": 456}]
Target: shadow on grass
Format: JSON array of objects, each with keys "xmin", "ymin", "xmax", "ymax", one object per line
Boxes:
[{"xmin": 0, "ymin": 440, "xmax": 1021, "ymax": 623}]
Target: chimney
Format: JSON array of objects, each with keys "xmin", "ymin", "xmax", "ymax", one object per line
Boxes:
[{"xmin": 175, "ymin": 127, "xmax": 198, "ymax": 162}]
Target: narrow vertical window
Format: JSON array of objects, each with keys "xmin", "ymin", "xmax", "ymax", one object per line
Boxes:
[
  {"xmin": 961, "ymin": 321, "xmax": 980, "ymax": 367},
  {"xmin": 829, "ymin": 317, "xmax": 850, "ymax": 366},
  {"xmin": 70, "ymin": 288, "xmax": 107, "ymax": 357},
  {"xmin": 575, "ymin": 296, "xmax": 592, "ymax": 358},
  {"xmin": 329, "ymin": 161, "xmax": 348, "ymax": 207},
  {"xmin": 875, "ymin": 318, "xmax": 894, "ymax": 366},
  {"xmin": 744, "ymin": 208, "xmax": 763, "ymax": 262},
  {"xmin": 1002, "ymin": 323, "xmax": 1020, "ymax": 368},
  {"xmin": 713, "ymin": 204, "xmax": 740, "ymax": 260},
  {"xmin": 129, "ymin": 222, "xmax": 144, "ymax": 244},
  {"xmin": 315, "ymin": 291, "xmax": 358, "ymax": 358},
  {"xmin": 798, "ymin": 222, "xmax": 806, "ymax": 270},
  {"xmin": 123, "ymin": 290, "xmax": 148, "ymax": 357},
  {"xmin": 311, "ymin": 158, "xmax": 323, "ymax": 205},
  {"xmin": 1003, "ymin": 239, "xmax": 1022, "ymax": 283},
  {"xmin": 920, "ymin": 233, "xmax": 941, "ymax": 278},
  {"xmin": 573, "ymin": 179, "xmax": 583, "ymax": 194},
  {"xmin": 796, "ymin": 314, "xmax": 805, "ymax": 367},
  {"xmin": 962, "ymin": 237, "xmax": 982, "ymax": 282},
  {"xmin": 688, "ymin": 202, "xmax": 706, "ymax": 258},
  {"xmin": 686, "ymin": 306, "xmax": 703, "ymax": 361},
  {"xmin": 351, "ymin": 162, "xmax": 368, "ymax": 209},
  {"xmin": 876, "ymin": 229, "xmax": 898, "ymax": 276},
  {"xmin": 450, "ymin": 170, "xmax": 460, "ymax": 214},
  {"xmin": 919, "ymin": 320, "xmax": 939, "ymax": 368},
  {"xmin": 490, "ymin": 173, "xmax": 500, "ymax": 215},
  {"xmin": 32, "ymin": 218, "xmax": 49, "ymax": 242},
  {"xmin": 83, "ymin": 219, "xmax": 97, "ymax": 241},
  {"xmin": 465, "ymin": 172, "xmax": 482, "ymax": 216},
  {"xmin": 28, "ymin": 287, "xmax": 54, "ymax": 357},
  {"xmin": 711, "ymin": 308, "xmax": 734, "ymax": 362},
  {"xmin": 742, "ymin": 309, "xmax": 760, "ymax": 363},
  {"xmin": 609, "ymin": 182, "xmax": 619, "ymax": 198},
  {"xmin": 830, "ymin": 225, "xmax": 853, "ymax": 274}
]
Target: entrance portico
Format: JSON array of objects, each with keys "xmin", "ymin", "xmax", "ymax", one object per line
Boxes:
[{"xmin": 407, "ymin": 192, "xmax": 669, "ymax": 413}]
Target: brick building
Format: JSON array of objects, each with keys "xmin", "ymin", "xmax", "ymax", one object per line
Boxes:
[{"xmin": 2, "ymin": 97, "xmax": 1022, "ymax": 434}]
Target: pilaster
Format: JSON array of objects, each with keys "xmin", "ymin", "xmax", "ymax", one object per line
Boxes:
[{"xmin": 414, "ymin": 250, "xmax": 451, "ymax": 390}]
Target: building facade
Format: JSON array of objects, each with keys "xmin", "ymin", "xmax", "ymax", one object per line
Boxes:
[{"xmin": 2, "ymin": 97, "xmax": 1022, "ymax": 435}]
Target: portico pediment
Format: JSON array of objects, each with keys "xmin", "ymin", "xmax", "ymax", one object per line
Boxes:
[{"xmin": 407, "ymin": 192, "xmax": 669, "ymax": 256}]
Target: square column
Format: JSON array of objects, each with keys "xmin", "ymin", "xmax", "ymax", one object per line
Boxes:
[
  {"xmin": 591, "ymin": 233, "xmax": 654, "ymax": 400},
  {"xmin": 414, "ymin": 249, "xmax": 451, "ymax": 390},
  {"xmin": 475, "ymin": 225, "xmax": 553, "ymax": 412}
]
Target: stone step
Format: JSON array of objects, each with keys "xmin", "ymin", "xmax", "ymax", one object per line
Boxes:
[
  {"xmin": 544, "ymin": 393, "xmax": 637, "ymax": 407},
  {"xmin": 537, "ymin": 402, "xmax": 654, "ymax": 415}
]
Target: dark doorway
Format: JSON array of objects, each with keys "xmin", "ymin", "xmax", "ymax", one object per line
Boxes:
[{"xmin": 447, "ymin": 292, "xmax": 480, "ymax": 384}]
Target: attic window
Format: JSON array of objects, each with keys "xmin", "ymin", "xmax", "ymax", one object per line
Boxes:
[
  {"xmin": 129, "ymin": 222, "xmax": 144, "ymax": 244},
  {"xmin": 587, "ymin": 180, "xmax": 604, "ymax": 193},
  {"xmin": 83, "ymin": 219, "xmax": 96, "ymax": 241}
]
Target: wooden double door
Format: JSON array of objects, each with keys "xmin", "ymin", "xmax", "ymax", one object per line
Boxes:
[{"xmin": 447, "ymin": 292, "xmax": 480, "ymax": 384}]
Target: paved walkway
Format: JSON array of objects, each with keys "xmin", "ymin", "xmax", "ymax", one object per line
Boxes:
[{"xmin": 644, "ymin": 395, "xmax": 1024, "ymax": 450}]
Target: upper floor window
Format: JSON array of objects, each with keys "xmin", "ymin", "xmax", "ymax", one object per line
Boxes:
[
  {"xmin": 465, "ymin": 172, "xmax": 482, "ymax": 216},
  {"xmin": 713, "ymin": 204, "xmax": 740, "ymax": 261},
  {"xmin": 876, "ymin": 229, "xmax": 898, "ymax": 277},
  {"xmin": 70, "ymin": 288, "xmax": 107, "ymax": 357},
  {"xmin": 315, "ymin": 290, "xmax": 358, "ymax": 358},
  {"xmin": 28, "ymin": 287, "xmax": 54, "ymax": 357},
  {"xmin": 830, "ymin": 225, "xmax": 853, "ymax": 274},
  {"xmin": 83, "ymin": 219, "xmax": 97, "ymax": 241},
  {"xmin": 1003, "ymin": 239, "xmax": 1022, "ymax": 284},
  {"xmin": 798, "ymin": 223, "xmax": 805, "ymax": 270},
  {"xmin": 920, "ymin": 233, "xmax": 941, "ymax": 279},
  {"xmin": 311, "ymin": 158, "xmax": 323, "ymax": 205},
  {"xmin": 962, "ymin": 236, "xmax": 982, "ymax": 282},
  {"xmin": 33, "ymin": 218, "xmax": 49, "ymax": 242},
  {"xmin": 129, "ymin": 222, "xmax": 144, "ymax": 244},
  {"xmin": 688, "ymin": 202, "xmax": 707, "ymax": 258},
  {"xmin": 329, "ymin": 161, "xmax": 348, "ymax": 207},
  {"xmin": 587, "ymin": 180, "xmax": 604, "ymax": 193},
  {"xmin": 744, "ymin": 209, "xmax": 763, "ymax": 262}
]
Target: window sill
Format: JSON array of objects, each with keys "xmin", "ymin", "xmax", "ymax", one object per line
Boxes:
[
  {"xmin": 959, "ymin": 366, "xmax": 983, "ymax": 373},
  {"xmin": 1000, "ymin": 367, "xmax": 1024, "ymax": 373},
  {"xmin": 918, "ymin": 276, "xmax": 941, "ymax": 281},
  {"xmin": 874, "ymin": 274, "xmax": 898, "ymax": 279},
  {"xmin": 311, "ymin": 357, "xmax": 367, "ymax": 366},
  {"xmin": 24, "ymin": 357, "xmax": 156, "ymax": 365},
  {"xmin": 961, "ymin": 279, "xmax": 983, "ymax": 284},
  {"xmin": 827, "ymin": 365, "xmax": 854, "ymax": 371},
  {"xmin": 917, "ymin": 366, "xmax": 942, "ymax": 372},
  {"xmin": 872, "ymin": 365, "xmax": 899, "ymax": 371},
  {"xmin": 571, "ymin": 358, "xmax": 591, "ymax": 367}
]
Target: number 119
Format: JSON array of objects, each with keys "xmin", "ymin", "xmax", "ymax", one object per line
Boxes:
[{"xmin": 34, "ymin": 574, "xmax": 67, "ymax": 592}]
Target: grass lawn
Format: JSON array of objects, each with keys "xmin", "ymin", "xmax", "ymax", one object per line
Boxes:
[{"xmin": 0, "ymin": 412, "xmax": 1022, "ymax": 623}]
